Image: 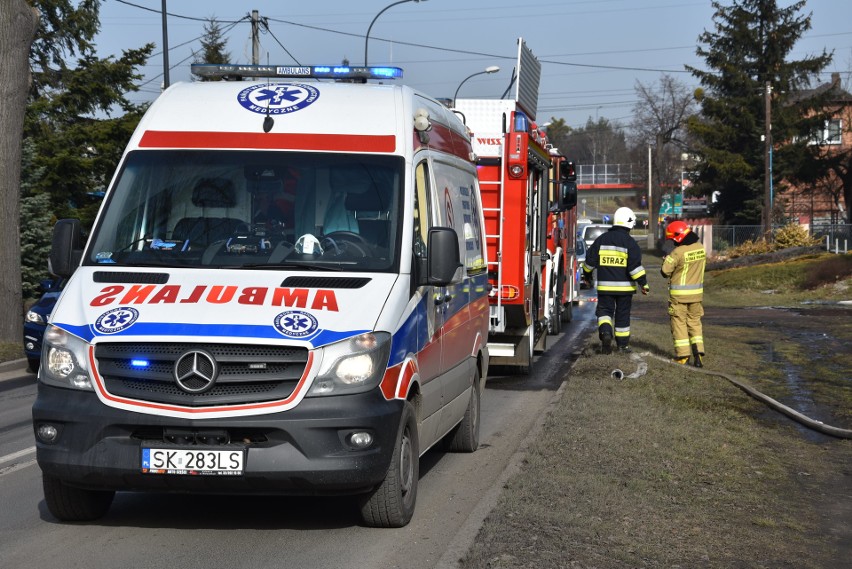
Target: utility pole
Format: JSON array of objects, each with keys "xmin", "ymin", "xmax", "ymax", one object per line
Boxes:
[
  {"xmin": 251, "ymin": 10, "xmax": 260, "ymax": 65},
  {"xmin": 161, "ymin": 0, "xmax": 170, "ymax": 89},
  {"xmin": 763, "ymin": 81, "xmax": 772, "ymax": 236}
]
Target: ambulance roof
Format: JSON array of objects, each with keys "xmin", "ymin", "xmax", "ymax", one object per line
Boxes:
[{"xmin": 128, "ymin": 79, "xmax": 468, "ymax": 155}]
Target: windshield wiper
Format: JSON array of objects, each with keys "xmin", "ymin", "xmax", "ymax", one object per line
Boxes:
[{"xmin": 236, "ymin": 262, "xmax": 343, "ymax": 271}]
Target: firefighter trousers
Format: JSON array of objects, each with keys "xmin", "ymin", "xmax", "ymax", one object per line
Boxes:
[
  {"xmin": 596, "ymin": 294, "xmax": 633, "ymax": 348},
  {"xmin": 668, "ymin": 298, "xmax": 704, "ymax": 357}
]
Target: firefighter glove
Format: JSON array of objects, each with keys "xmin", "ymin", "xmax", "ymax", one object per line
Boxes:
[{"xmin": 641, "ymin": 284, "xmax": 650, "ymax": 295}]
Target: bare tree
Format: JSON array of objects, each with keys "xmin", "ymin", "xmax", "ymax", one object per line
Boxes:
[
  {"xmin": 631, "ymin": 74, "xmax": 698, "ymax": 240},
  {"xmin": 0, "ymin": 1, "xmax": 39, "ymax": 343}
]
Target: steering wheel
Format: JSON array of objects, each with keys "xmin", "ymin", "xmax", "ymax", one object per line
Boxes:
[{"xmin": 321, "ymin": 231, "xmax": 371, "ymax": 257}]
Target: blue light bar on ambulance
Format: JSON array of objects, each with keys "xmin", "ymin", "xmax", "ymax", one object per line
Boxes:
[{"xmin": 190, "ymin": 64, "xmax": 403, "ymax": 81}]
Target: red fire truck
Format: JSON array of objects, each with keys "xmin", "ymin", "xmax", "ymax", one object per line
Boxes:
[
  {"xmin": 454, "ymin": 100, "xmax": 577, "ymax": 373},
  {"xmin": 544, "ymin": 151, "xmax": 579, "ymax": 335}
]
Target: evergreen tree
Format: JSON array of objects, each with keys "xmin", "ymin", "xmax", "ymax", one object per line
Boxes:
[
  {"xmin": 20, "ymin": 139, "xmax": 54, "ymax": 301},
  {"xmin": 24, "ymin": 0, "xmax": 154, "ymax": 222},
  {"xmin": 192, "ymin": 17, "xmax": 232, "ymax": 81},
  {"xmin": 686, "ymin": 0, "xmax": 832, "ymax": 225},
  {"xmin": 5, "ymin": 0, "xmax": 153, "ymax": 341}
]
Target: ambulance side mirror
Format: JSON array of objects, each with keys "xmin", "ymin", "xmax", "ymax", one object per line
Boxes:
[
  {"xmin": 49, "ymin": 219, "xmax": 85, "ymax": 278},
  {"xmin": 425, "ymin": 227, "xmax": 462, "ymax": 286}
]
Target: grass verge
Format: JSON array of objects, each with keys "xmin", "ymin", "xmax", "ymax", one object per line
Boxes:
[{"xmin": 459, "ymin": 250, "xmax": 852, "ymax": 568}]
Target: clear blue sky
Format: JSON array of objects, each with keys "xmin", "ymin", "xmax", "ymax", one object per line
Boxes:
[{"xmin": 96, "ymin": 0, "xmax": 852, "ymax": 130}]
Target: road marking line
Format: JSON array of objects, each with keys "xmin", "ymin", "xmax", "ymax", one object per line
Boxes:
[
  {"xmin": 0, "ymin": 459, "xmax": 37, "ymax": 477},
  {"xmin": 0, "ymin": 446, "xmax": 36, "ymax": 465}
]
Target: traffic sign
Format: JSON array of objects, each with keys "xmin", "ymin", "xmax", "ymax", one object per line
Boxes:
[{"xmin": 660, "ymin": 194, "xmax": 673, "ymax": 215}]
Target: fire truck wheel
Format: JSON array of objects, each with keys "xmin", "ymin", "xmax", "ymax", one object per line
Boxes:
[
  {"xmin": 548, "ymin": 300, "xmax": 562, "ymax": 335},
  {"xmin": 443, "ymin": 367, "xmax": 481, "ymax": 452},
  {"xmin": 358, "ymin": 401, "xmax": 419, "ymax": 528},
  {"xmin": 42, "ymin": 474, "xmax": 115, "ymax": 521}
]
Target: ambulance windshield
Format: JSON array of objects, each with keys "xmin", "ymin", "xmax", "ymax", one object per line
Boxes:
[{"xmin": 87, "ymin": 150, "xmax": 403, "ymax": 272}]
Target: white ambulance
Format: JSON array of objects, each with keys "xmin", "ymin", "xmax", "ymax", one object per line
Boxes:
[{"xmin": 33, "ymin": 65, "xmax": 489, "ymax": 528}]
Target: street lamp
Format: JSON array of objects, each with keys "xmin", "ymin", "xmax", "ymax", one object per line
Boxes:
[
  {"xmin": 364, "ymin": 0, "xmax": 427, "ymax": 66},
  {"xmin": 453, "ymin": 66, "xmax": 500, "ymax": 105}
]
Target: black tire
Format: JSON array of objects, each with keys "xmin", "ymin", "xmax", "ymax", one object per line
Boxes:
[
  {"xmin": 42, "ymin": 474, "xmax": 114, "ymax": 522},
  {"xmin": 359, "ymin": 401, "xmax": 419, "ymax": 528},
  {"xmin": 562, "ymin": 267, "xmax": 574, "ymax": 323},
  {"xmin": 27, "ymin": 358, "xmax": 40, "ymax": 374},
  {"xmin": 444, "ymin": 367, "xmax": 481, "ymax": 453}
]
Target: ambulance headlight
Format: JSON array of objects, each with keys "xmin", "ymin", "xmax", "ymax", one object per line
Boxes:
[
  {"xmin": 308, "ymin": 332, "xmax": 391, "ymax": 396},
  {"xmin": 39, "ymin": 325, "xmax": 94, "ymax": 391}
]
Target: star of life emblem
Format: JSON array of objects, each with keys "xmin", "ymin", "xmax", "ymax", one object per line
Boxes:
[
  {"xmin": 94, "ymin": 307, "xmax": 140, "ymax": 334},
  {"xmin": 273, "ymin": 310, "xmax": 319, "ymax": 338},
  {"xmin": 237, "ymin": 83, "xmax": 319, "ymax": 115}
]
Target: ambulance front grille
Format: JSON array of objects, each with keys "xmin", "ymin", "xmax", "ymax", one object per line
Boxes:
[{"xmin": 94, "ymin": 342, "xmax": 310, "ymax": 407}]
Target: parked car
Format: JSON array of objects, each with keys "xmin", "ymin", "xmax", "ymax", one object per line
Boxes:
[
  {"xmin": 581, "ymin": 223, "xmax": 612, "ymax": 249},
  {"xmin": 23, "ymin": 278, "xmax": 66, "ymax": 372},
  {"xmin": 576, "ymin": 218, "xmax": 594, "ymax": 239}
]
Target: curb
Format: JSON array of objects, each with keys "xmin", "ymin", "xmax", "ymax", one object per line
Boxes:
[
  {"xmin": 0, "ymin": 358, "xmax": 30, "ymax": 376},
  {"xmin": 434, "ymin": 363, "xmax": 576, "ymax": 569}
]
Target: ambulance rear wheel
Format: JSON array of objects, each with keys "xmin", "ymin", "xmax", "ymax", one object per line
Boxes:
[
  {"xmin": 42, "ymin": 474, "xmax": 114, "ymax": 522},
  {"xmin": 359, "ymin": 401, "xmax": 419, "ymax": 528},
  {"xmin": 443, "ymin": 367, "xmax": 481, "ymax": 452}
]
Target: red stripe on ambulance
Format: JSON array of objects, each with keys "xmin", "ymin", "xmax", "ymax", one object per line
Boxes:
[{"xmin": 139, "ymin": 130, "xmax": 396, "ymax": 153}]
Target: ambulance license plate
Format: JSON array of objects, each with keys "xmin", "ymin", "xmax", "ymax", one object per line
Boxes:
[{"xmin": 141, "ymin": 448, "xmax": 244, "ymax": 476}]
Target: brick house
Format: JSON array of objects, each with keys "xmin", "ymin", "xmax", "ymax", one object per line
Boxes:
[{"xmin": 780, "ymin": 72, "xmax": 851, "ymax": 226}]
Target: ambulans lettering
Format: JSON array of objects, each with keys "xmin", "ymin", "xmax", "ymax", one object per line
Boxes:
[
  {"xmin": 94, "ymin": 307, "xmax": 140, "ymax": 334},
  {"xmin": 237, "ymin": 83, "xmax": 319, "ymax": 115},
  {"xmin": 88, "ymin": 285, "xmax": 339, "ymax": 311}
]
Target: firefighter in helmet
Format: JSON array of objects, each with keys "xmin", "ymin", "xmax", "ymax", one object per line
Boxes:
[
  {"xmin": 661, "ymin": 221, "xmax": 706, "ymax": 366},
  {"xmin": 582, "ymin": 207, "xmax": 649, "ymax": 354}
]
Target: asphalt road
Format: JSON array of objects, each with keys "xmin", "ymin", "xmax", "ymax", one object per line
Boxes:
[{"xmin": 0, "ymin": 297, "xmax": 594, "ymax": 569}]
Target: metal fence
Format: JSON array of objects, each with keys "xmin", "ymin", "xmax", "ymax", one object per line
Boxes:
[
  {"xmin": 709, "ymin": 224, "xmax": 851, "ymax": 253},
  {"xmin": 576, "ymin": 163, "xmax": 642, "ymax": 186}
]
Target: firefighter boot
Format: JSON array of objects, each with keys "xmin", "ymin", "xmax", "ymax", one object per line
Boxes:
[
  {"xmin": 673, "ymin": 356, "xmax": 690, "ymax": 365},
  {"xmin": 600, "ymin": 329, "xmax": 613, "ymax": 355},
  {"xmin": 692, "ymin": 345, "xmax": 704, "ymax": 368}
]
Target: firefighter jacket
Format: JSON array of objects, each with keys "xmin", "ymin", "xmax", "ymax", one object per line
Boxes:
[
  {"xmin": 661, "ymin": 232, "xmax": 706, "ymax": 302},
  {"xmin": 582, "ymin": 226, "xmax": 647, "ymax": 295}
]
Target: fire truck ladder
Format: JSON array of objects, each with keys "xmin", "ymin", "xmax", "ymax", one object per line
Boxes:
[{"xmin": 482, "ymin": 147, "xmax": 506, "ymax": 333}]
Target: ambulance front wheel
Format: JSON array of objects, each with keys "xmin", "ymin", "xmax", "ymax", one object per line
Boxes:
[
  {"xmin": 358, "ymin": 400, "xmax": 419, "ymax": 528},
  {"xmin": 42, "ymin": 474, "xmax": 115, "ymax": 522}
]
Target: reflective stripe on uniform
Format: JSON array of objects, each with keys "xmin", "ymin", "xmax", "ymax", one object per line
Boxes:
[{"xmin": 597, "ymin": 280, "xmax": 637, "ymax": 292}]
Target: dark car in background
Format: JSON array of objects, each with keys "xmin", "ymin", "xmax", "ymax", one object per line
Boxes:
[{"xmin": 23, "ymin": 279, "xmax": 66, "ymax": 373}]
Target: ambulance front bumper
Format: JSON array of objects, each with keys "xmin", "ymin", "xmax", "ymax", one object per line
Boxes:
[{"xmin": 32, "ymin": 384, "xmax": 402, "ymax": 495}]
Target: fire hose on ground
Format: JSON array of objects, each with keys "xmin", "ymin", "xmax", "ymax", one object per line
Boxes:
[{"xmin": 610, "ymin": 352, "xmax": 852, "ymax": 440}]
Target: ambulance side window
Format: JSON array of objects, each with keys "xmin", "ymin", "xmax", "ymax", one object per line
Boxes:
[
  {"xmin": 431, "ymin": 161, "xmax": 484, "ymax": 275},
  {"xmin": 413, "ymin": 161, "xmax": 431, "ymax": 259}
]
